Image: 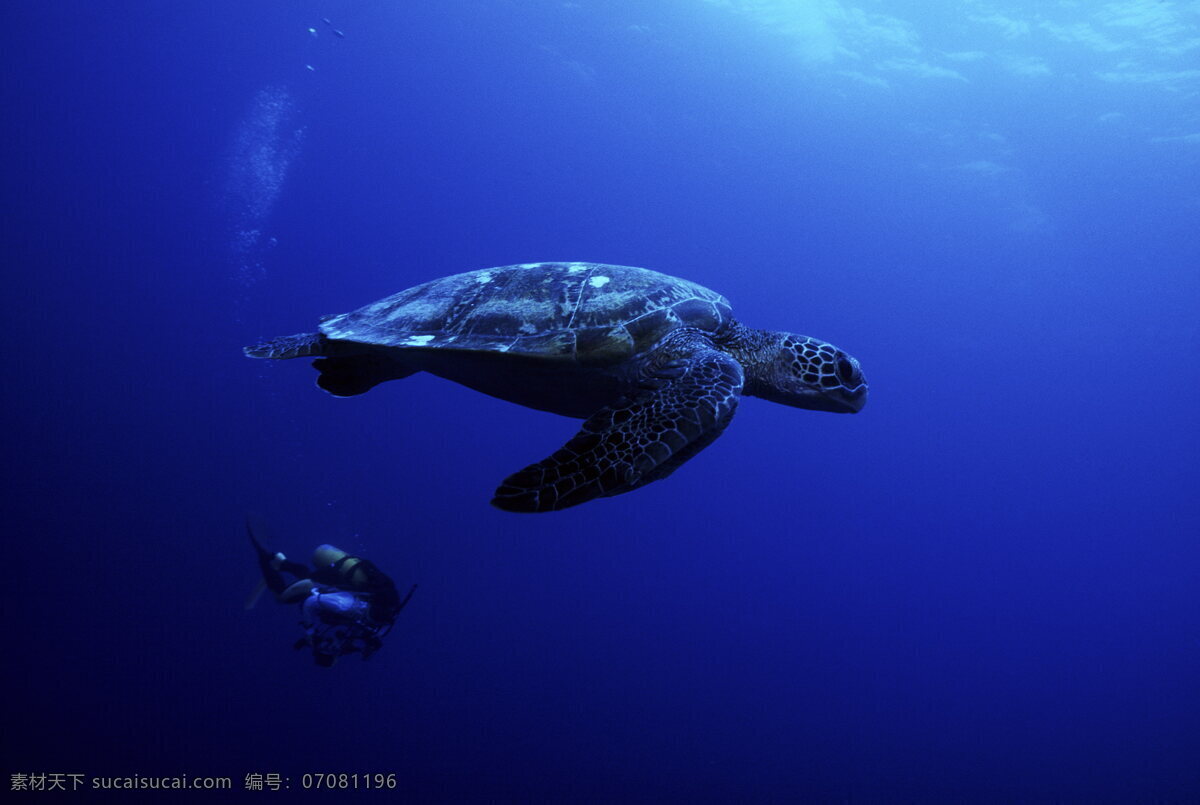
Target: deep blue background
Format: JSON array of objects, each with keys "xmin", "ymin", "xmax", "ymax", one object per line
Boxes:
[{"xmin": 6, "ymin": 1, "xmax": 1199, "ymax": 801}]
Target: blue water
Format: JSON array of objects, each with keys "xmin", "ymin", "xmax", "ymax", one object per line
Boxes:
[{"xmin": 7, "ymin": 1, "xmax": 1200, "ymax": 801}]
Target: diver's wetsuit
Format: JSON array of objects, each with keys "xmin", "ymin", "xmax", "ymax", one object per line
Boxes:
[{"xmin": 251, "ymin": 535, "xmax": 310, "ymax": 595}]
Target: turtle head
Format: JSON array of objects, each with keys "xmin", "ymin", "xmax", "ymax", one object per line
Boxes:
[{"xmin": 745, "ymin": 332, "xmax": 867, "ymax": 413}]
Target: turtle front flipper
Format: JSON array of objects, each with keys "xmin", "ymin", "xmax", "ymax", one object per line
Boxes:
[
  {"xmin": 491, "ymin": 339, "xmax": 744, "ymax": 512},
  {"xmin": 244, "ymin": 333, "xmax": 415, "ymax": 396}
]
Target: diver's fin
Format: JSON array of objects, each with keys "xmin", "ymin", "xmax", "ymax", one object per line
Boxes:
[
  {"xmin": 244, "ymin": 579, "xmax": 268, "ymax": 610},
  {"xmin": 245, "ymin": 515, "xmax": 272, "ymax": 608},
  {"xmin": 245, "ymin": 514, "xmax": 305, "ymax": 600},
  {"xmin": 246, "ymin": 514, "xmax": 272, "ymax": 555}
]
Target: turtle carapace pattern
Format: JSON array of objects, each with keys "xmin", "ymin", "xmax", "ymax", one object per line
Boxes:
[{"xmin": 245, "ymin": 262, "xmax": 867, "ymax": 512}]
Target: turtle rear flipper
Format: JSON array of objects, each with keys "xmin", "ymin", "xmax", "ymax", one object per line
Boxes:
[
  {"xmin": 244, "ymin": 332, "xmax": 328, "ymax": 359},
  {"xmin": 313, "ymin": 355, "xmax": 417, "ymax": 397},
  {"xmin": 491, "ymin": 340, "xmax": 744, "ymax": 512},
  {"xmin": 245, "ymin": 332, "xmax": 416, "ymax": 395}
]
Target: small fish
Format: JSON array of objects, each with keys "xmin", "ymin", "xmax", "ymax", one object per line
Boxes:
[{"xmin": 332, "ymin": 28, "xmax": 345, "ymax": 38}]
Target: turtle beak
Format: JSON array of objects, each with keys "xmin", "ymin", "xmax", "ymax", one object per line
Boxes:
[{"xmin": 827, "ymin": 384, "xmax": 867, "ymax": 413}]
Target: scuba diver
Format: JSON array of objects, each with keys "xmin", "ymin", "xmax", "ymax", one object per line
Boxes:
[{"xmin": 246, "ymin": 520, "xmax": 416, "ymax": 667}]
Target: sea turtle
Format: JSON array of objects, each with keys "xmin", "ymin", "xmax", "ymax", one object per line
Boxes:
[{"xmin": 245, "ymin": 262, "xmax": 867, "ymax": 512}]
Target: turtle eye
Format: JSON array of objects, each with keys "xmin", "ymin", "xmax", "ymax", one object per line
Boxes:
[{"xmin": 836, "ymin": 357, "xmax": 857, "ymax": 385}]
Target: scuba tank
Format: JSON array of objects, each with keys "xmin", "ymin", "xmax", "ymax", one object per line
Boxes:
[
  {"xmin": 311, "ymin": 544, "xmax": 375, "ymax": 592},
  {"xmin": 311, "ymin": 544, "xmax": 403, "ymax": 625}
]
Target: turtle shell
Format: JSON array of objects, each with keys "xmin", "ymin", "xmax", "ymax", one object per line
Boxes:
[{"xmin": 318, "ymin": 262, "xmax": 733, "ymax": 365}]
